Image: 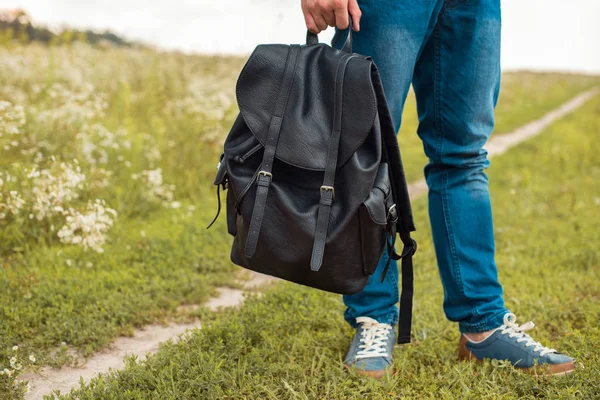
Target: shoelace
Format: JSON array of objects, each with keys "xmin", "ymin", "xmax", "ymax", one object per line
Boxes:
[
  {"xmin": 355, "ymin": 317, "xmax": 392, "ymax": 360},
  {"xmin": 499, "ymin": 313, "xmax": 557, "ymax": 357}
]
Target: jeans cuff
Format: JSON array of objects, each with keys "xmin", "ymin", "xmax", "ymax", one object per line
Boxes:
[
  {"xmin": 458, "ymin": 310, "xmax": 509, "ymax": 333},
  {"xmin": 345, "ymin": 311, "xmax": 399, "ymax": 329}
]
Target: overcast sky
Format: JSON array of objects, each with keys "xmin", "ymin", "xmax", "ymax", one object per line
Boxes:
[{"xmin": 3, "ymin": 0, "xmax": 600, "ymax": 73}]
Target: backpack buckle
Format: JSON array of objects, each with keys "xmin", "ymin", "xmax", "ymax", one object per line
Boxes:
[
  {"xmin": 387, "ymin": 204, "xmax": 398, "ymax": 224},
  {"xmin": 257, "ymin": 170, "xmax": 272, "ymax": 182},
  {"xmin": 320, "ymin": 185, "xmax": 335, "ymax": 200}
]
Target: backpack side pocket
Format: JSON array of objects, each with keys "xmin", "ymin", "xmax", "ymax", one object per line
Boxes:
[{"xmin": 358, "ymin": 163, "xmax": 391, "ymax": 275}]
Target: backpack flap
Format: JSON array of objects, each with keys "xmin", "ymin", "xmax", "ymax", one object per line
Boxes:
[{"xmin": 236, "ymin": 43, "xmax": 377, "ymax": 171}]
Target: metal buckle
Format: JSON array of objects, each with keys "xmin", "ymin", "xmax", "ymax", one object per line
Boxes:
[
  {"xmin": 387, "ymin": 204, "xmax": 398, "ymax": 223},
  {"xmin": 257, "ymin": 170, "xmax": 272, "ymax": 183},
  {"xmin": 320, "ymin": 185, "xmax": 335, "ymax": 200}
]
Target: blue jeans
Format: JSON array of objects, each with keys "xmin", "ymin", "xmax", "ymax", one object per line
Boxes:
[{"xmin": 341, "ymin": 0, "xmax": 510, "ymax": 333}]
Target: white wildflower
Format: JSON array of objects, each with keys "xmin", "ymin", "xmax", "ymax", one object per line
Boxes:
[
  {"xmin": 36, "ymin": 83, "xmax": 107, "ymax": 126},
  {"xmin": 145, "ymin": 147, "xmax": 162, "ymax": 164},
  {"xmin": 137, "ymin": 168, "xmax": 177, "ymax": 207},
  {"xmin": 146, "ymin": 168, "xmax": 163, "ymax": 187},
  {"xmin": 57, "ymin": 199, "xmax": 117, "ymax": 253},
  {"xmin": 27, "ymin": 167, "xmax": 40, "ymax": 179},
  {"xmin": 29, "ymin": 354, "xmax": 36, "ymax": 363},
  {"xmin": 164, "ymin": 78, "xmax": 234, "ymax": 122},
  {"xmin": 6, "ymin": 191, "xmax": 25, "ymax": 215},
  {"xmin": 29, "ymin": 160, "xmax": 86, "ymax": 220},
  {"xmin": 90, "ymin": 167, "xmax": 112, "ymax": 189},
  {"xmin": 0, "ymin": 100, "xmax": 26, "ymax": 137},
  {"xmin": 12, "ymin": 345, "xmax": 18, "ymax": 351},
  {"xmin": 9, "ymin": 357, "xmax": 16, "ymax": 366},
  {"xmin": 77, "ymin": 124, "xmax": 127, "ymax": 165}
]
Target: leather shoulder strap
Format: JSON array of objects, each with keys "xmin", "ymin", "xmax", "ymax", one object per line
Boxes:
[
  {"xmin": 244, "ymin": 45, "xmax": 301, "ymax": 258},
  {"xmin": 310, "ymin": 53, "xmax": 356, "ymax": 271}
]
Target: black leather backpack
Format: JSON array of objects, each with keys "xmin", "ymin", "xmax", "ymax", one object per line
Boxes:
[{"xmin": 209, "ymin": 27, "xmax": 417, "ymax": 344}]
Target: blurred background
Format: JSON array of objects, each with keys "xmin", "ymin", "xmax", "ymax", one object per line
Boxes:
[{"xmin": 2, "ymin": 0, "xmax": 600, "ymax": 72}]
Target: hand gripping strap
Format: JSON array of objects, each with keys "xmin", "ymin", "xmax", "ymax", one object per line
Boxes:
[
  {"xmin": 310, "ymin": 54, "xmax": 357, "ymax": 271},
  {"xmin": 244, "ymin": 45, "xmax": 300, "ymax": 258},
  {"xmin": 307, "ymin": 15, "xmax": 353, "ymax": 53}
]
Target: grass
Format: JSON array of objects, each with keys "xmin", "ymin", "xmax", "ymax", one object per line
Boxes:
[
  {"xmin": 0, "ymin": 44, "xmax": 245, "ymax": 379},
  {"xmin": 56, "ymin": 94, "xmax": 600, "ymax": 399},
  {"xmin": 0, "ymin": 43, "xmax": 598, "ymax": 397}
]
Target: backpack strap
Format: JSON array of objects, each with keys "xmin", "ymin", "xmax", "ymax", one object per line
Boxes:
[
  {"xmin": 367, "ymin": 61, "xmax": 417, "ymax": 344},
  {"xmin": 397, "ymin": 232, "xmax": 416, "ymax": 344},
  {"xmin": 244, "ymin": 45, "xmax": 300, "ymax": 258},
  {"xmin": 378, "ymin": 207, "xmax": 416, "ymax": 344},
  {"xmin": 310, "ymin": 53, "xmax": 356, "ymax": 271}
]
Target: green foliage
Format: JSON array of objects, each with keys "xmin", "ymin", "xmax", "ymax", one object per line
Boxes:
[
  {"xmin": 57, "ymin": 96, "xmax": 600, "ymax": 399},
  {"xmin": 0, "ymin": 345, "xmax": 36, "ymax": 399},
  {"xmin": 0, "ymin": 44, "xmax": 242, "ymax": 384}
]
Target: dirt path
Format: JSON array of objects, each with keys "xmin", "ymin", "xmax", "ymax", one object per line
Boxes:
[
  {"xmin": 21, "ymin": 271, "xmax": 276, "ymax": 399},
  {"xmin": 22, "ymin": 88, "xmax": 598, "ymax": 400}
]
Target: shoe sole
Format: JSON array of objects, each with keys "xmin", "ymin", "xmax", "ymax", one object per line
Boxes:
[
  {"xmin": 343, "ymin": 363, "xmax": 395, "ymax": 379},
  {"xmin": 458, "ymin": 336, "xmax": 577, "ymax": 376}
]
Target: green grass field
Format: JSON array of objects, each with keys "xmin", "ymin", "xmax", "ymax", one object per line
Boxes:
[
  {"xmin": 55, "ymin": 92, "xmax": 600, "ymax": 400},
  {"xmin": 0, "ymin": 42, "xmax": 599, "ymax": 399}
]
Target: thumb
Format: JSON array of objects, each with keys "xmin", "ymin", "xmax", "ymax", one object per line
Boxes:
[{"xmin": 348, "ymin": 0, "xmax": 362, "ymax": 31}]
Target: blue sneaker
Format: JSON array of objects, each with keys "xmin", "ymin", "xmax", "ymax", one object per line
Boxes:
[
  {"xmin": 459, "ymin": 313, "xmax": 576, "ymax": 376},
  {"xmin": 344, "ymin": 317, "xmax": 395, "ymax": 378}
]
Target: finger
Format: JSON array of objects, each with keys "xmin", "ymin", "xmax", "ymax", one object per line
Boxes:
[
  {"xmin": 323, "ymin": 10, "xmax": 336, "ymax": 27},
  {"xmin": 348, "ymin": 0, "xmax": 361, "ymax": 31},
  {"xmin": 334, "ymin": 9, "xmax": 349, "ymax": 30},
  {"xmin": 303, "ymin": 11, "xmax": 319, "ymax": 33},
  {"xmin": 312, "ymin": 13, "xmax": 329, "ymax": 32}
]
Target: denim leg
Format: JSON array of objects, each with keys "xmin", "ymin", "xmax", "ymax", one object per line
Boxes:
[
  {"xmin": 412, "ymin": 0, "xmax": 509, "ymax": 333},
  {"xmin": 342, "ymin": 0, "xmax": 444, "ymax": 327}
]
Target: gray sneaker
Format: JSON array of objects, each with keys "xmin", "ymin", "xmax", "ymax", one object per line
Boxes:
[
  {"xmin": 344, "ymin": 317, "xmax": 395, "ymax": 379},
  {"xmin": 459, "ymin": 313, "xmax": 577, "ymax": 376}
]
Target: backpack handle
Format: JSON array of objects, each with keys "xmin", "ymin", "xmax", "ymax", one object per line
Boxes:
[{"xmin": 306, "ymin": 15, "xmax": 353, "ymax": 53}]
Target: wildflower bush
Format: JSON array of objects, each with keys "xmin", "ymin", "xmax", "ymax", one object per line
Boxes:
[
  {"xmin": 0, "ymin": 41, "xmax": 598, "ymax": 399},
  {"xmin": 0, "ymin": 43, "xmax": 245, "ymax": 376},
  {"xmin": 0, "ymin": 44, "xmax": 241, "ymax": 254},
  {"xmin": 0, "ymin": 345, "xmax": 36, "ymax": 399}
]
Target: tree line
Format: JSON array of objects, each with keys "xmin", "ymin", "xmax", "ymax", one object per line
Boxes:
[{"xmin": 0, "ymin": 9, "xmax": 134, "ymax": 47}]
